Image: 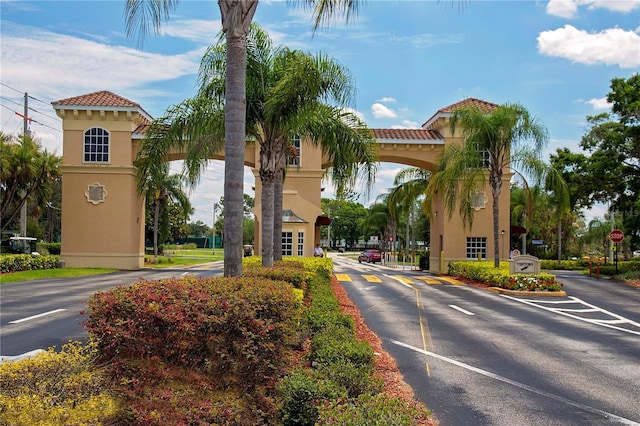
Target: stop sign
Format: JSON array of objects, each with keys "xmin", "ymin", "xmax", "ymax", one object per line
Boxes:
[{"xmin": 610, "ymin": 229, "xmax": 624, "ymax": 243}]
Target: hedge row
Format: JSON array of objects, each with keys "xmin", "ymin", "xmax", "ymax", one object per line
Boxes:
[
  {"xmin": 449, "ymin": 260, "xmax": 561, "ymax": 291},
  {"xmin": 278, "ymin": 260, "xmax": 432, "ymax": 425},
  {"xmin": 0, "ymin": 254, "xmax": 58, "ymax": 273}
]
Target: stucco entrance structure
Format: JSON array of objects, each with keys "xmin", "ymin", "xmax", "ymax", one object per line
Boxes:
[{"xmin": 52, "ymin": 91, "xmax": 509, "ymax": 271}]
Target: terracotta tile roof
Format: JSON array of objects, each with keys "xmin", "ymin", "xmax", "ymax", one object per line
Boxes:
[
  {"xmin": 372, "ymin": 128, "xmax": 443, "ymax": 141},
  {"xmin": 51, "ymin": 90, "xmax": 140, "ymax": 108},
  {"xmin": 438, "ymin": 97, "xmax": 499, "ymax": 114},
  {"xmin": 421, "ymin": 97, "xmax": 499, "ymax": 129}
]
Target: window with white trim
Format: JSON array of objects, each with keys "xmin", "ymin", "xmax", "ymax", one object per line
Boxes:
[
  {"xmin": 297, "ymin": 232, "xmax": 304, "ymax": 256},
  {"xmin": 84, "ymin": 127, "xmax": 110, "ymax": 163},
  {"xmin": 282, "ymin": 232, "xmax": 293, "ymax": 256},
  {"xmin": 466, "ymin": 237, "xmax": 487, "ymax": 259},
  {"xmin": 288, "ymin": 135, "xmax": 301, "ymax": 166}
]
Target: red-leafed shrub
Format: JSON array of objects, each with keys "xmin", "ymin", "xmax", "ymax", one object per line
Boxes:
[{"xmin": 84, "ymin": 275, "xmax": 301, "ymax": 422}]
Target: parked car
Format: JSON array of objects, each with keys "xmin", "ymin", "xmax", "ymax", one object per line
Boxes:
[{"xmin": 358, "ymin": 249, "xmax": 382, "ymax": 263}]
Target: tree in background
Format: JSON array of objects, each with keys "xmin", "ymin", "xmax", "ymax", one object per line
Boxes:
[
  {"xmin": 138, "ymin": 161, "xmax": 192, "ymax": 258},
  {"xmin": 0, "ymin": 133, "xmax": 61, "ymax": 236},
  {"xmin": 554, "ymin": 74, "xmax": 640, "ymax": 250}
]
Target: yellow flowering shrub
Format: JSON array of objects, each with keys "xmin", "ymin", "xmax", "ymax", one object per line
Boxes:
[{"xmin": 0, "ymin": 341, "xmax": 118, "ymax": 426}]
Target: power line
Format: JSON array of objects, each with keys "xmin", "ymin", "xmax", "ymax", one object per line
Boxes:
[{"xmin": 0, "ymin": 82, "xmax": 23, "ymax": 95}]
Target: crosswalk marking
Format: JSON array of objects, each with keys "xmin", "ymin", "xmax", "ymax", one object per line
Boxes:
[
  {"xmin": 437, "ymin": 276, "xmax": 465, "ymax": 285},
  {"xmin": 334, "ymin": 273, "xmax": 466, "ymax": 287},
  {"xmin": 391, "ymin": 275, "xmax": 414, "ymax": 284},
  {"xmin": 362, "ymin": 275, "xmax": 382, "ymax": 283},
  {"xmin": 415, "ymin": 276, "xmax": 442, "ymax": 285}
]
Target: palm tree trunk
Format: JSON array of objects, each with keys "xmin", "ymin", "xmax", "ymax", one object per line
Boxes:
[
  {"xmin": 219, "ymin": 0, "xmax": 257, "ymax": 277},
  {"xmin": 273, "ymin": 167, "xmax": 283, "ymax": 261},
  {"xmin": 153, "ymin": 198, "xmax": 160, "ymax": 259},
  {"xmin": 261, "ymin": 176, "xmax": 275, "ymax": 267},
  {"xmin": 493, "ymin": 192, "xmax": 500, "ymax": 267}
]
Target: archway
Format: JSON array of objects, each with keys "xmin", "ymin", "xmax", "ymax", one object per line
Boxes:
[{"xmin": 52, "ymin": 91, "xmax": 509, "ymax": 271}]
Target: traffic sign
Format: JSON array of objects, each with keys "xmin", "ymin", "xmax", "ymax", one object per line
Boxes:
[{"xmin": 609, "ymin": 229, "xmax": 624, "ymax": 243}]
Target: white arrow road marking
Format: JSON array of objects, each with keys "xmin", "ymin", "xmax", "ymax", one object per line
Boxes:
[{"xmin": 9, "ymin": 309, "xmax": 67, "ymax": 324}]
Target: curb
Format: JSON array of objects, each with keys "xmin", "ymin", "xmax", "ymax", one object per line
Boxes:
[{"xmin": 487, "ymin": 287, "xmax": 567, "ymax": 297}]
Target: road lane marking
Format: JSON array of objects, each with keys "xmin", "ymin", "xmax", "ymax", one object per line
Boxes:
[
  {"xmin": 362, "ymin": 275, "xmax": 382, "ymax": 283},
  {"xmin": 502, "ymin": 295, "xmax": 640, "ymax": 336},
  {"xmin": 9, "ymin": 309, "xmax": 67, "ymax": 324},
  {"xmin": 449, "ymin": 304, "xmax": 475, "ymax": 316},
  {"xmin": 391, "ymin": 340, "xmax": 640, "ymax": 426},
  {"xmin": 335, "ymin": 274, "xmax": 351, "ymax": 282}
]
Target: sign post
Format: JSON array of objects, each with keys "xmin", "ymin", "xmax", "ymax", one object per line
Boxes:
[{"xmin": 609, "ymin": 229, "xmax": 624, "ymax": 274}]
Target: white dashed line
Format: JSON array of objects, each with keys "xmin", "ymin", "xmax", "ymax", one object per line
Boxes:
[
  {"xmin": 9, "ymin": 309, "xmax": 67, "ymax": 324},
  {"xmin": 449, "ymin": 304, "xmax": 475, "ymax": 316}
]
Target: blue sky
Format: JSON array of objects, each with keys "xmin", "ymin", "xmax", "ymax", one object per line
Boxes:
[{"xmin": 1, "ymin": 0, "xmax": 639, "ymax": 226}]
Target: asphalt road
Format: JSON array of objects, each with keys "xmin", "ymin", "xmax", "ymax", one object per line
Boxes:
[
  {"xmin": 332, "ymin": 257, "xmax": 640, "ymax": 426},
  {"xmin": 2, "ymin": 259, "xmax": 639, "ymax": 425},
  {"xmin": 0, "ymin": 264, "xmax": 223, "ymax": 358}
]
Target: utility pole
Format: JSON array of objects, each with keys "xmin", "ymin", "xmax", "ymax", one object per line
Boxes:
[{"xmin": 20, "ymin": 92, "xmax": 29, "ymax": 237}]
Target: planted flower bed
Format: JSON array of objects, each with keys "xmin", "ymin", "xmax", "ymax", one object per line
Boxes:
[{"xmin": 448, "ymin": 260, "xmax": 562, "ymax": 292}]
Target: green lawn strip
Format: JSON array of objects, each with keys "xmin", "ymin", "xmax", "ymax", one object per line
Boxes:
[{"xmin": 0, "ymin": 268, "xmax": 117, "ymax": 284}]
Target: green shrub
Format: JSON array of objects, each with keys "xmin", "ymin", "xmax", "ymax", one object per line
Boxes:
[
  {"xmin": 37, "ymin": 242, "xmax": 61, "ymax": 255},
  {"xmin": 311, "ymin": 328, "xmax": 374, "ymax": 368},
  {"xmin": 163, "ymin": 242, "xmax": 198, "ymax": 250},
  {"xmin": 278, "ymin": 369, "xmax": 321, "ymax": 426},
  {"xmin": 0, "ymin": 254, "xmax": 58, "ymax": 273},
  {"xmin": 244, "ymin": 260, "xmax": 308, "ymax": 289},
  {"xmin": 449, "ymin": 260, "xmax": 561, "ymax": 291},
  {"xmin": 0, "ymin": 341, "xmax": 118, "ymax": 426},
  {"xmin": 317, "ymin": 393, "xmax": 432, "ymax": 426},
  {"xmin": 317, "ymin": 359, "xmax": 381, "ymax": 398}
]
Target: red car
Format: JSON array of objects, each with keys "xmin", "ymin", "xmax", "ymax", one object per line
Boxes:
[{"xmin": 358, "ymin": 249, "xmax": 382, "ymax": 263}]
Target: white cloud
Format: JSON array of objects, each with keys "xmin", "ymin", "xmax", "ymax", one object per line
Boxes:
[
  {"xmin": 585, "ymin": 97, "xmax": 612, "ymax": 110},
  {"xmin": 546, "ymin": 0, "xmax": 640, "ymax": 18},
  {"xmin": 0, "ymin": 23, "xmax": 202, "ymax": 103},
  {"xmin": 371, "ymin": 103, "xmax": 397, "ymax": 119},
  {"xmin": 537, "ymin": 25, "xmax": 640, "ymax": 68},
  {"xmin": 546, "ymin": 0, "xmax": 579, "ymax": 18},
  {"xmin": 160, "ymin": 19, "xmax": 222, "ymax": 43},
  {"xmin": 377, "ymin": 97, "xmax": 396, "ymax": 103}
]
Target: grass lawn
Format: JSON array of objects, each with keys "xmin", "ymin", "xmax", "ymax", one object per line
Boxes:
[
  {"xmin": 0, "ymin": 268, "xmax": 117, "ymax": 284},
  {"xmin": 145, "ymin": 248, "xmax": 224, "ymax": 268}
]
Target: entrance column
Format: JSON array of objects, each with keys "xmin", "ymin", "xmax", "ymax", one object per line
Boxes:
[{"xmin": 52, "ymin": 91, "xmax": 150, "ymax": 270}]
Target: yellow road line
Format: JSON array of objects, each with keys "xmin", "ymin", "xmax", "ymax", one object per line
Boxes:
[
  {"xmin": 437, "ymin": 276, "xmax": 466, "ymax": 286},
  {"xmin": 335, "ymin": 273, "xmax": 351, "ymax": 282},
  {"xmin": 415, "ymin": 276, "xmax": 442, "ymax": 285},
  {"xmin": 362, "ymin": 275, "xmax": 382, "ymax": 283}
]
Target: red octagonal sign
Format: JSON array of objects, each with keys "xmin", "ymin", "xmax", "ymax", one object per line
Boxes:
[{"xmin": 610, "ymin": 229, "xmax": 624, "ymax": 243}]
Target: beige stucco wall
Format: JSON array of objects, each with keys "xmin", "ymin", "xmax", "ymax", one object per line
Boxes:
[
  {"xmin": 58, "ymin": 109, "xmax": 145, "ymax": 269},
  {"xmin": 55, "ymin": 96, "xmax": 511, "ymax": 272}
]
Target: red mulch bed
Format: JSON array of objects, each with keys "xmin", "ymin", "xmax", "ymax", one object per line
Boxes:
[{"xmin": 331, "ymin": 276, "xmax": 438, "ymax": 426}]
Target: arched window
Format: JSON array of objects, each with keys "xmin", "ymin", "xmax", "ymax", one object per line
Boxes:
[{"xmin": 84, "ymin": 127, "xmax": 109, "ymax": 163}]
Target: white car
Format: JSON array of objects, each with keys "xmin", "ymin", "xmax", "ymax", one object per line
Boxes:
[{"xmin": 633, "ymin": 250, "xmax": 640, "ymax": 258}]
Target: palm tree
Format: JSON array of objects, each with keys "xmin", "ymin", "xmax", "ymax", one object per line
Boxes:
[
  {"xmin": 124, "ymin": 0, "xmax": 364, "ymax": 276},
  {"xmin": 137, "ymin": 161, "xmax": 192, "ymax": 258},
  {"xmin": 426, "ymin": 103, "xmax": 550, "ymax": 267},
  {"xmin": 139, "ymin": 23, "xmax": 377, "ymax": 267},
  {"xmin": 0, "ymin": 134, "xmax": 62, "ymax": 235},
  {"xmin": 388, "ymin": 167, "xmax": 431, "ymax": 260}
]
